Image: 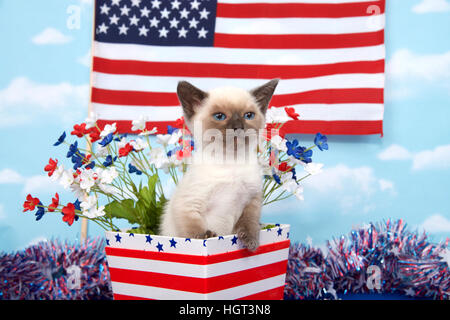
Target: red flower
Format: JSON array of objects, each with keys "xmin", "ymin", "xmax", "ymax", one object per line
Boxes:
[
  {"xmin": 118, "ymin": 143, "xmax": 134, "ymax": 157},
  {"xmin": 82, "ymin": 154, "xmax": 92, "ymax": 165},
  {"xmin": 284, "ymin": 107, "xmax": 300, "ymax": 121},
  {"xmin": 174, "ymin": 116, "xmax": 185, "ymax": 128},
  {"xmin": 48, "ymin": 193, "xmax": 59, "ymax": 212},
  {"xmin": 23, "ymin": 194, "xmax": 40, "ymax": 212},
  {"xmin": 44, "ymin": 158, "xmax": 58, "ymax": 177},
  {"xmin": 176, "ymin": 146, "xmax": 192, "ymax": 160},
  {"xmin": 88, "ymin": 127, "xmax": 101, "ymax": 143},
  {"xmin": 264, "ymin": 124, "xmax": 286, "ymax": 141},
  {"xmin": 278, "ymin": 162, "xmax": 292, "ymax": 172},
  {"xmin": 62, "ymin": 203, "xmax": 76, "ymax": 226},
  {"xmin": 71, "ymin": 123, "xmax": 88, "ymax": 137}
]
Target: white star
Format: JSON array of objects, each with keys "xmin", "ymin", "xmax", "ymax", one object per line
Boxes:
[
  {"xmin": 306, "ymin": 235, "xmax": 313, "ymax": 246},
  {"xmin": 129, "ymin": 14, "xmax": 139, "ymax": 26},
  {"xmin": 188, "ymin": 17, "xmax": 199, "ymax": 28},
  {"xmin": 190, "ymin": 0, "xmax": 200, "ymax": 10},
  {"xmin": 149, "ymin": 16, "xmax": 159, "ymax": 28},
  {"xmin": 199, "ymin": 8, "xmax": 210, "ymax": 19},
  {"xmin": 169, "ymin": 17, "xmax": 179, "ymax": 28},
  {"xmin": 109, "ymin": 14, "xmax": 120, "ymax": 25},
  {"xmin": 131, "ymin": 0, "xmax": 141, "ymax": 7},
  {"xmin": 178, "ymin": 26, "xmax": 188, "ymax": 38},
  {"xmin": 98, "ymin": 23, "xmax": 109, "ymax": 34},
  {"xmin": 111, "ymin": 0, "xmax": 121, "ymax": 6},
  {"xmin": 158, "ymin": 26, "xmax": 169, "ymax": 38},
  {"xmin": 160, "ymin": 7, "xmax": 171, "ymax": 19},
  {"xmin": 120, "ymin": 5, "xmax": 130, "ymax": 16},
  {"xmin": 197, "ymin": 27, "xmax": 208, "ymax": 38},
  {"xmin": 100, "ymin": 3, "xmax": 110, "ymax": 15},
  {"xmin": 138, "ymin": 25, "xmax": 149, "ymax": 36},
  {"xmin": 140, "ymin": 6, "xmax": 151, "ymax": 17},
  {"xmin": 179, "ymin": 8, "xmax": 189, "ymax": 19},
  {"xmin": 171, "ymin": 0, "xmax": 181, "ymax": 10},
  {"xmin": 404, "ymin": 288, "xmax": 416, "ymax": 297},
  {"xmin": 151, "ymin": 0, "xmax": 161, "ymax": 9},
  {"xmin": 118, "ymin": 23, "xmax": 129, "ymax": 35}
]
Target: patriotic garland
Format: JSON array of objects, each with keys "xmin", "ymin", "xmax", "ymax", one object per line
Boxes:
[{"xmin": 1, "ymin": 220, "xmax": 448, "ymax": 300}]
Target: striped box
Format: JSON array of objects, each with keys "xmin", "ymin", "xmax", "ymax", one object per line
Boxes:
[{"xmin": 104, "ymin": 224, "xmax": 290, "ymax": 300}]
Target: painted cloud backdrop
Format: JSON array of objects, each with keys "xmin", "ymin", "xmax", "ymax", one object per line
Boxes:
[{"xmin": 0, "ymin": 0, "xmax": 449, "ymax": 252}]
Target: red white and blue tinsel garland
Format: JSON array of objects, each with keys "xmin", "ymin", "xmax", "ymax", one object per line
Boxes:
[{"xmin": 0, "ymin": 219, "xmax": 448, "ymax": 300}]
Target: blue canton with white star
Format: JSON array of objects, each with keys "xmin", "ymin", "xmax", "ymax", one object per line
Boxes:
[{"xmin": 95, "ymin": 0, "xmax": 217, "ymax": 47}]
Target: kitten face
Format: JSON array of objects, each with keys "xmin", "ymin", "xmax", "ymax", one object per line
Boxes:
[{"xmin": 177, "ymin": 79, "xmax": 279, "ymax": 144}]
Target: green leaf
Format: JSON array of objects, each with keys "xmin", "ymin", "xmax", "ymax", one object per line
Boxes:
[{"xmin": 104, "ymin": 199, "xmax": 140, "ymax": 225}]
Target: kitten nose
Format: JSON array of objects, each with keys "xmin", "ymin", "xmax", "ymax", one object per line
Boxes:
[{"xmin": 229, "ymin": 113, "xmax": 244, "ymax": 131}]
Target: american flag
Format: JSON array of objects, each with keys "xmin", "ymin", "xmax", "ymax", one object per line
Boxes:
[
  {"xmin": 91, "ymin": 0, "xmax": 385, "ymax": 135},
  {"xmin": 104, "ymin": 224, "xmax": 290, "ymax": 299}
]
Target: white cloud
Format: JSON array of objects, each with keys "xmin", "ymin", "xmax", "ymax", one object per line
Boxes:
[
  {"xmin": 377, "ymin": 144, "xmax": 412, "ymax": 161},
  {"xmin": 378, "ymin": 179, "xmax": 397, "ymax": 196},
  {"xmin": 32, "ymin": 27, "xmax": 72, "ymax": 45},
  {"xmin": 420, "ymin": 214, "xmax": 450, "ymax": 233},
  {"xmin": 0, "ymin": 77, "xmax": 89, "ymax": 127},
  {"xmin": 378, "ymin": 144, "xmax": 450, "ymax": 171},
  {"xmin": 77, "ymin": 49, "xmax": 92, "ymax": 67},
  {"xmin": 412, "ymin": 0, "xmax": 450, "ymax": 13},
  {"xmin": 412, "ymin": 145, "xmax": 450, "ymax": 170},
  {"xmin": 303, "ymin": 164, "xmax": 394, "ymax": 214},
  {"xmin": 0, "ymin": 169, "xmax": 25, "ymax": 184},
  {"xmin": 23, "ymin": 175, "xmax": 61, "ymax": 195}
]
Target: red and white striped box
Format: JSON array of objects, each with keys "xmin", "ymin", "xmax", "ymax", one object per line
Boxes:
[{"xmin": 104, "ymin": 224, "xmax": 290, "ymax": 300}]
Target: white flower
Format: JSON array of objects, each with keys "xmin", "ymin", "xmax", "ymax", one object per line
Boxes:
[
  {"xmin": 70, "ymin": 184, "xmax": 85, "ymax": 201},
  {"xmin": 80, "ymin": 194, "xmax": 97, "ymax": 212},
  {"xmin": 60, "ymin": 170, "xmax": 74, "ymax": 189},
  {"xmin": 95, "ymin": 145, "xmax": 109, "ymax": 157},
  {"xmin": 130, "ymin": 138, "xmax": 148, "ymax": 151},
  {"xmin": 99, "ymin": 167, "xmax": 118, "ymax": 184},
  {"xmin": 270, "ymin": 135, "xmax": 287, "ymax": 152},
  {"xmin": 266, "ymin": 107, "xmax": 291, "ymax": 124},
  {"xmin": 85, "ymin": 112, "xmax": 98, "ymax": 129},
  {"xmin": 156, "ymin": 130, "xmax": 182, "ymax": 146},
  {"xmin": 100, "ymin": 123, "xmax": 117, "ymax": 138},
  {"xmin": 51, "ymin": 164, "xmax": 65, "ymax": 181},
  {"xmin": 139, "ymin": 127, "xmax": 158, "ymax": 136},
  {"xmin": 117, "ymin": 137, "xmax": 128, "ymax": 149},
  {"xmin": 148, "ymin": 147, "xmax": 170, "ymax": 170},
  {"xmin": 79, "ymin": 169, "xmax": 96, "ymax": 193},
  {"xmin": 304, "ymin": 162, "xmax": 324, "ymax": 176},
  {"xmin": 131, "ymin": 115, "xmax": 147, "ymax": 131},
  {"xmin": 293, "ymin": 184, "xmax": 304, "ymax": 201},
  {"xmin": 83, "ymin": 202, "xmax": 106, "ymax": 219},
  {"xmin": 98, "ymin": 183, "xmax": 117, "ymax": 195}
]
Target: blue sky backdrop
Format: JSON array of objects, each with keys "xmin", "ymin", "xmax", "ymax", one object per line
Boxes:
[{"xmin": 1, "ymin": 0, "xmax": 449, "ymax": 252}]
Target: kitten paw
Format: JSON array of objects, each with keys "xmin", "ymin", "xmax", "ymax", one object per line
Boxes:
[
  {"xmin": 194, "ymin": 230, "xmax": 217, "ymax": 239},
  {"xmin": 237, "ymin": 231, "xmax": 259, "ymax": 252}
]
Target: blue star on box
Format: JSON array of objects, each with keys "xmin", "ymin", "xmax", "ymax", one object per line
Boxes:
[
  {"xmin": 277, "ymin": 228, "xmax": 283, "ymax": 236},
  {"xmin": 231, "ymin": 235, "xmax": 238, "ymax": 245},
  {"xmin": 169, "ymin": 238, "xmax": 177, "ymax": 248},
  {"xmin": 115, "ymin": 233, "xmax": 122, "ymax": 242},
  {"xmin": 145, "ymin": 235, "xmax": 153, "ymax": 244},
  {"xmin": 156, "ymin": 242, "xmax": 164, "ymax": 252}
]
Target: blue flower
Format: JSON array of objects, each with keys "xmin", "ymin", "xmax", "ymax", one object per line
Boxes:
[
  {"xmin": 128, "ymin": 163, "xmax": 142, "ymax": 175},
  {"xmin": 73, "ymin": 199, "xmax": 81, "ymax": 211},
  {"xmin": 297, "ymin": 147, "xmax": 313, "ymax": 163},
  {"xmin": 53, "ymin": 132, "xmax": 66, "ymax": 146},
  {"xmin": 102, "ymin": 155, "xmax": 116, "ymax": 167},
  {"xmin": 66, "ymin": 141, "xmax": 78, "ymax": 158},
  {"xmin": 286, "ymin": 139, "xmax": 300, "ymax": 158},
  {"xmin": 35, "ymin": 202, "xmax": 45, "ymax": 221},
  {"xmin": 99, "ymin": 133, "xmax": 113, "ymax": 147},
  {"xmin": 314, "ymin": 133, "xmax": 328, "ymax": 151},
  {"xmin": 85, "ymin": 161, "xmax": 95, "ymax": 169},
  {"xmin": 71, "ymin": 154, "xmax": 84, "ymax": 170},
  {"xmin": 273, "ymin": 174, "xmax": 282, "ymax": 185},
  {"xmin": 167, "ymin": 125, "xmax": 178, "ymax": 135}
]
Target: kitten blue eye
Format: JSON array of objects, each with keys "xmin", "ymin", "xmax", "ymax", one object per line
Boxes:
[
  {"xmin": 244, "ymin": 112, "xmax": 255, "ymax": 120},
  {"xmin": 213, "ymin": 113, "xmax": 226, "ymax": 121}
]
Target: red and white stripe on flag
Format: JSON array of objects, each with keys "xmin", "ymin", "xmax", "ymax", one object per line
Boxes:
[
  {"xmin": 91, "ymin": 0, "xmax": 385, "ymax": 135},
  {"xmin": 104, "ymin": 224, "xmax": 290, "ymax": 300}
]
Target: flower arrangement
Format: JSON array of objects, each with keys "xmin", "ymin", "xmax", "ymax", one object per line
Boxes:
[{"xmin": 22, "ymin": 107, "xmax": 328, "ymax": 235}]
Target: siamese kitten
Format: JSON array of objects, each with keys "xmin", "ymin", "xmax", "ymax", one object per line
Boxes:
[{"xmin": 159, "ymin": 79, "xmax": 279, "ymax": 251}]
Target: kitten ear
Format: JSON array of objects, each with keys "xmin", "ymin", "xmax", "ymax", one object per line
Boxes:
[
  {"xmin": 177, "ymin": 81, "xmax": 208, "ymax": 119},
  {"xmin": 250, "ymin": 79, "xmax": 280, "ymax": 114}
]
